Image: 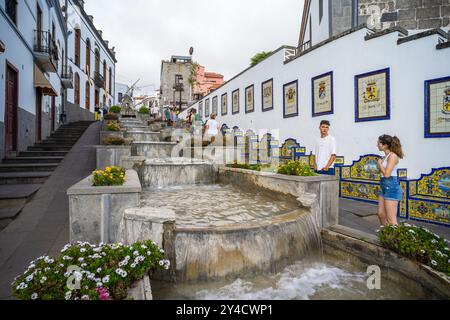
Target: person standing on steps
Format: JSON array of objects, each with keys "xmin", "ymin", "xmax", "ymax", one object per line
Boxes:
[
  {"xmin": 313, "ymin": 120, "xmax": 337, "ymax": 175},
  {"xmin": 376, "ymin": 135, "xmax": 404, "ymax": 227}
]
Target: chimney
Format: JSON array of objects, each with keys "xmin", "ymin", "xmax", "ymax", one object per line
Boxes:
[
  {"xmin": 105, "ymin": 40, "xmax": 109, "ymax": 47},
  {"xmin": 88, "ymin": 15, "xmax": 94, "ymax": 23},
  {"xmin": 98, "ymin": 30, "xmax": 103, "ymax": 38},
  {"xmin": 78, "ymin": 0, "xmax": 85, "ymax": 9}
]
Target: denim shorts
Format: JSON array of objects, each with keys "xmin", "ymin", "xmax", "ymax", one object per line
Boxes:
[{"xmin": 380, "ymin": 177, "xmax": 403, "ymax": 201}]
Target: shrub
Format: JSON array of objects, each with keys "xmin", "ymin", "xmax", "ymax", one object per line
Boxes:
[
  {"xmin": 104, "ymin": 113, "xmax": 119, "ymax": 121},
  {"xmin": 106, "ymin": 122, "xmax": 122, "ymax": 132},
  {"xmin": 92, "ymin": 166, "xmax": 126, "ymax": 186},
  {"xmin": 277, "ymin": 160, "xmax": 317, "ymax": 177},
  {"xmin": 378, "ymin": 223, "xmax": 450, "ymax": 276},
  {"xmin": 139, "ymin": 107, "xmax": 149, "ymax": 114},
  {"xmin": 12, "ymin": 240, "xmax": 169, "ymax": 300},
  {"xmin": 110, "ymin": 106, "xmax": 121, "ymax": 114},
  {"xmin": 102, "ymin": 136, "xmax": 131, "ymax": 146}
]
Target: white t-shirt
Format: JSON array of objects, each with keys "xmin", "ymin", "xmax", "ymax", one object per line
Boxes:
[
  {"xmin": 314, "ymin": 135, "xmax": 337, "ymax": 170},
  {"xmin": 205, "ymin": 119, "xmax": 219, "ymax": 136}
]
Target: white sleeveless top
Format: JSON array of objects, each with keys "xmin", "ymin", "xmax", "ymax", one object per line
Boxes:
[{"xmin": 382, "ymin": 153, "xmax": 399, "ymax": 177}]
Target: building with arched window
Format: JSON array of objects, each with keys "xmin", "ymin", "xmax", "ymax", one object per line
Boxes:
[{"xmin": 65, "ymin": 0, "xmax": 117, "ymax": 122}]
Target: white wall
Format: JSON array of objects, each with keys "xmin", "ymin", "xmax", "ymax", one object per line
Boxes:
[
  {"xmin": 189, "ymin": 28, "xmax": 450, "ymax": 179},
  {"xmin": 66, "ymin": 0, "xmax": 115, "ymax": 111},
  {"xmin": 308, "ymin": 0, "xmax": 330, "ymax": 46},
  {"xmin": 0, "ymin": 0, "xmax": 66, "ymax": 121}
]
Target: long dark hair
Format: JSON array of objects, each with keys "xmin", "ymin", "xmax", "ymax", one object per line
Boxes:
[{"xmin": 379, "ymin": 135, "xmax": 404, "ymax": 159}]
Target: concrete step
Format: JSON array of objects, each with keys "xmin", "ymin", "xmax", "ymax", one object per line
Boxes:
[
  {"xmin": 0, "ymin": 206, "xmax": 22, "ymax": 220},
  {"xmin": 3, "ymin": 156, "xmax": 64, "ymax": 164},
  {"xmin": 19, "ymin": 151, "xmax": 68, "ymax": 157},
  {"xmin": 28, "ymin": 146, "xmax": 72, "ymax": 151},
  {"xmin": 0, "ymin": 184, "xmax": 41, "ymax": 209},
  {"xmin": 0, "ymin": 163, "xmax": 60, "ymax": 172},
  {"xmin": 43, "ymin": 139, "xmax": 79, "ymax": 144},
  {"xmin": 0, "ymin": 172, "xmax": 53, "ymax": 185}
]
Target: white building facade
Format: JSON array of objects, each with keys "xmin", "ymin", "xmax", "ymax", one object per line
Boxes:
[
  {"xmin": 0, "ymin": 0, "xmax": 68, "ymax": 160},
  {"xmin": 185, "ymin": 2, "xmax": 450, "ymax": 226},
  {"xmin": 65, "ymin": 0, "xmax": 116, "ymax": 120}
]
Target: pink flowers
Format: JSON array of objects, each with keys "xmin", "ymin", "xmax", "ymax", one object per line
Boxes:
[{"xmin": 97, "ymin": 287, "xmax": 111, "ymax": 300}]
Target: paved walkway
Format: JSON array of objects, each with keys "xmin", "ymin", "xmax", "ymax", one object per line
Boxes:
[
  {"xmin": 339, "ymin": 198, "xmax": 450, "ymax": 240},
  {"xmin": 0, "ymin": 122, "xmax": 100, "ymax": 299}
]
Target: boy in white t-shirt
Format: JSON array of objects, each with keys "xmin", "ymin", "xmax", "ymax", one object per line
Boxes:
[{"xmin": 313, "ymin": 120, "xmax": 337, "ymax": 175}]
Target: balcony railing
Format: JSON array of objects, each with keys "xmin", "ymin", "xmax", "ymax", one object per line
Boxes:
[
  {"xmin": 94, "ymin": 71, "xmax": 104, "ymax": 88},
  {"xmin": 34, "ymin": 30, "xmax": 52, "ymax": 54},
  {"xmin": 296, "ymin": 40, "xmax": 312, "ymax": 55},
  {"xmin": 61, "ymin": 65, "xmax": 73, "ymax": 89},
  {"xmin": 33, "ymin": 30, "xmax": 58, "ymax": 73}
]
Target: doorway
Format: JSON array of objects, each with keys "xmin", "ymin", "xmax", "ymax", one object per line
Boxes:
[
  {"xmin": 5, "ymin": 62, "xmax": 19, "ymax": 154},
  {"xmin": 35, "ymin": 88, "xmax": 42, "ymax": 142}
]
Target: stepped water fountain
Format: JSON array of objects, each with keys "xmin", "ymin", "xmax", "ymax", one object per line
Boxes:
[{"xmin": 68, "ymin": 116, "xmax": 450, "ymax": 300}]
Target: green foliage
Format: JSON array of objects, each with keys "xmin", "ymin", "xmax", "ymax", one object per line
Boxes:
[
  {"xmin": 92, "ymin": 166, "xmax": 126, "ymax": 187},
  {"xmin": 277, "ymin": 160, "xmax": 317, "ymax": 177},
  {"xmin": 250, "ymin": 51, "xmax": 273, "ymax": 67},
  {"xmin": 12, "ymin": 240, "xmax": 169, "ymax": 300},
  {"xmin": 102, "ymin": 136, "xmax": 131, "ymax": 146},
  {"xmin": 378, "ymin": 223, "xmax": 450, "ymax": 276},
  {"xmin": 188, "ymin": 62, "xmax": 200, "ymax": 86},
  {"xmin": 110, "ymin": 106, "xmax": 122, "ymax": 114},
  {"xmin": 106, "ymin": 122, "xmax": 122, "ymax": 132},
  {"xmin": 139, "ymin": 106, "xmax": 150, "ymax": 114}
]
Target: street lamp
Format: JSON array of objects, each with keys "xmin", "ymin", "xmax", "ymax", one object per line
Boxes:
[{"xmin": 173, "ymin": 75, "xmax": 184, "ymax": 113}]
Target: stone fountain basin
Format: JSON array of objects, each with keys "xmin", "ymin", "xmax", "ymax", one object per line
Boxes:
[
  {"xmin": 120, "ymin": 205, "xmax": 319, "ymax": 282},
  {"xmin": 125, "ymin": 131, "xmax": 161, "ymax": 142},
  {"xmin": 132, "ymin": 141, "xmax": 178, "ymax": 158},
  {"xmin": 140, "ymin": 159, "xmax": 216, "ymax": 188}
]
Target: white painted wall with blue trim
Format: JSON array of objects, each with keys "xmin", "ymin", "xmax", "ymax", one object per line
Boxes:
[{"xmin": 185, "ymin": 27, "xmax": 450, "ymax": 179}]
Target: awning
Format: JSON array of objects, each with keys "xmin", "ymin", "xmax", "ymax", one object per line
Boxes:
[{"xmin": 34, "ymin": 64, "xmax": 58, "ymax": 96}]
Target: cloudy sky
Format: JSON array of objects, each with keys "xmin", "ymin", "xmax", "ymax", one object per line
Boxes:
[{"xmin": 84, "ymin": 0, "xmax": 304, "ymax": 94}]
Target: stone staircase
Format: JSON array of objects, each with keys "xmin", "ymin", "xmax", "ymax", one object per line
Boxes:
[{"xmin": 0, "ymin": 121, "xmax": 93, "ymax": 230}]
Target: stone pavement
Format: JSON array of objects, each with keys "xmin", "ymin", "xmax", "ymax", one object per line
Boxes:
[
  {"xmin": 0, "ymin": 122, "xmax": 100, "ymax": 300},
  {"xmin": 339, "ymin": 198, "xmax": 450, "ymax": 240}
]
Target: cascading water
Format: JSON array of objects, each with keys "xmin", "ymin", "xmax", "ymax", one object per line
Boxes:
[{"xmin": 114, "ymin": 119, "xmax": 444, "ymax": 300}]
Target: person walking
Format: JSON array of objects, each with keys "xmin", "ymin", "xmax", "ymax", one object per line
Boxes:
[
  {"xmin": 313, "ymin": 120, "xmax": 337, "ymax": 175},
  {"xmin": 94, "ymin": 105, "xmax": 101, "ymax": 121},
  {"xmin": 376, "ymin": 135, "xmax": 404, "ymax": 227},
  {"xmin": 204, "ymin": 113, "xmax": 219, "ymax": 143},
  {"xmin": 102, "ymin": 105, "xmax": 108, "ymax": 118}
]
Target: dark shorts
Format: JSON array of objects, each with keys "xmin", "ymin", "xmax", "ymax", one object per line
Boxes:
[
  {"xmin": 380, "ymin": 177, "xmax": 403, "ymax": 202},
  {"xmin": 316, "ymin": 168, "xmax": 335, "ymax": 176}
]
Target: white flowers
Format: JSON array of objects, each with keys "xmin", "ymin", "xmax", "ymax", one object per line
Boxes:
[
  {"xmin": 131, "ymin": 263, "xmax": 137, "ymax": 269},
  {"xmin": 102, "ymin": 275, "xmax": 110, "ymax": 283},
  {"xmin": 31, "ymin": 293, "xmax": 38, "ymax": 300},
  {"xmin": 159, "ymin": 260, "xmax": 170, "ymax": 270},
  {"xmin": 78, "ymin": 257, "xmax": 84, "ymax": 263},
  {"xmin": 133, "ymin": 251, "xmax": 139, "ymax": 257},
  {"xmin": 65, "ymin": 291, "xmax": 72, "ymax": 300},
  {"xmin": 96, "ymin": 282, "xmax": 103, "ymax": 288},
  {"xmin": 146, "ymin": 251, "xmax": 152, "ymax": 256},
  {"xmin": 431, "ymin": 239, "xmax": 437, "ymax": 244},
  {"xmin": 40, "ymin": 276, "xmax": 47, "ymax": 284},
  {"xmin": 80, "ymin": 248, "xmax": 86, "ymax": 253},
  {"xmin": 62, "ymin": 256, "xmax": 73, "ymax": 261},
  {"xmin": 96, "ymin": 268, "xmax": 102, "ymax": 273},
  {"xmin": 431, "ymin": 260, "xmax": 438, "ymax": 266},
  {"xmin": 115, "ymin": 268, "xmax": 128, "ymax": 278},
  {"xmin": 141, "ymin": 245, "xmax": 147, "ymax": 249},
  {"xmin": 16, "ymin": 282, "xmax": 28, "ymax": 290},
  {"xmin": 160, "ymin": 249, "xmax": 165, "ymax": 254},
  {"xmin": 408, "ymin": 229, "xmax": 416, "ymax": 235},
  {"xmin": 44, "ymin": 257, "xmax": 54, "ymax": 264}
]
